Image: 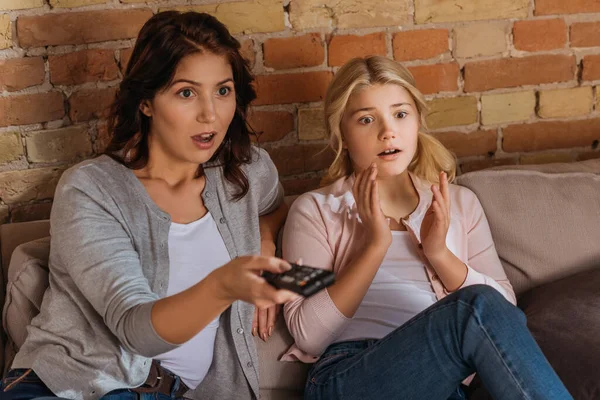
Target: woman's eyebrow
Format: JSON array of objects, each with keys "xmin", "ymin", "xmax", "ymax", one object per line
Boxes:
[{"xmin": 168, "ymin": 77, "xmax": 234, "ymax": 87}]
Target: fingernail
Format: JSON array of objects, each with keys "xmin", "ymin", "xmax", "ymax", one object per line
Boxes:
[
  {"xmin": 268, "ymin": 326, "xmax": 273, "ymax": 337},
  {"xmin": 252, "ymin": 327, "xmax": 257, "ymax": 337},
  {"xmin": 262, "ymin": 333, "xmax": 268, "ymax": 342}
]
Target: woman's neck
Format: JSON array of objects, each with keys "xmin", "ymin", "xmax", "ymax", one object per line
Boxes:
[{"xmin": 135, "ymin": 136, "xmax": 200, "ymax": 186}]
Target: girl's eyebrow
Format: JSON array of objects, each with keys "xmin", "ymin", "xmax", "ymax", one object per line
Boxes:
[{"xmin": 349, "ymin": 103, "xmax": 413, "ymax": 116}]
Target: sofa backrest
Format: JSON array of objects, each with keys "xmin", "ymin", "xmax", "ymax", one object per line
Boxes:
[{"xmin": 455, "ymin": 158, "xmax": 600, "ymax": 295}]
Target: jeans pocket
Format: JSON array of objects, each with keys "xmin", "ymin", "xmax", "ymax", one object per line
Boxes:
[
  {"xmin": 2, "ymin": 369, "xmax": 39, "ymax": 392},
  {"xmin": 309, "ymin": 352, "xmax": 349, "ymax": 386}
]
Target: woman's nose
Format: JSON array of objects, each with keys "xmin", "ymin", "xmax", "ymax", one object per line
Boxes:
[{"xmin": 197, "ymin": 95, "xmax": 216, "ymax": 123}]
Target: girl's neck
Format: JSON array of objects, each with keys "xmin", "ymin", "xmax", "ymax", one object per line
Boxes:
[{"xmin": 376, "ymin": 170, "xmax": 420, "ymax": 225}]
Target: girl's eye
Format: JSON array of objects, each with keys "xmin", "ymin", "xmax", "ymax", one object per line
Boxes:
[
  {"xmin": 179, "ymin": 89, "xmax": 194, "ymax": 98},
  {"xmin": 218, "ymin": 86, "xmax": 231, "ymax": 96},
  {"xmin": 396, "ymin": 111, "xmax": 408, "ymax": 119},
  {"xmin": 359, "ymin": 116, "xmax": 374, "ymax": 124}
]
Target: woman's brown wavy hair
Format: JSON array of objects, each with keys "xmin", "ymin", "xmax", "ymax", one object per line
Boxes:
[{"xmin": 105, "ymin": 11, "xmax": 257, "ymax": 199}]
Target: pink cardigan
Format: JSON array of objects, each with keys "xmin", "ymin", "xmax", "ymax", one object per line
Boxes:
[{"xmin": 281, "ymin": 173, "xmax": 516, "ymax": 363}]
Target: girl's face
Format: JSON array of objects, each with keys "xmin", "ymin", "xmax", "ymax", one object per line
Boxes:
[
  {"xmin": 141, "ymin": 51, "xmax": 237, "ymax": 167},
  {"xmin": 340, "ymin": 83, "xmax": 420, "ymax": 178}
]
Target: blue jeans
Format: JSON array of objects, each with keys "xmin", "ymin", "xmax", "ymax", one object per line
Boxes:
[
  {"xmin": 0, "ymin": 368, "xmax": 186, "ymax": 400},
  {"xmin": 305, "ymin": 285, "xmax": 572, "ymax": 400}
]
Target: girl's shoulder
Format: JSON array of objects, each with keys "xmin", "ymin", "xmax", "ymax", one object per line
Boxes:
[{"xmin": 290, "ymin": 175, "xmax": 354, "ymax": 215}]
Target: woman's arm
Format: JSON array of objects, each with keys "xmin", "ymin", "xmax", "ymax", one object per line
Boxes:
[{"xmin": 259, "ymin": 201, "xmax": 288, "ymax": 257}]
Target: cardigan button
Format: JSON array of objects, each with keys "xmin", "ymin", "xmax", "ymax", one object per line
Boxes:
[
  {"xmin": 237, "ymin": 328, "xmax": 244, "ymax": 334},
  {"xmin": 247, "ymin": 361, "xmax": 253, "ymax": 368},
  {"xmin": 431, "ymin": 274, "xmax": 439, "ymax": 281}
]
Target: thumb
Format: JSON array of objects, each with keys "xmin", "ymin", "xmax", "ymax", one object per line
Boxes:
[{"xmin": 259, "ymin": 257, "xmax": 292, "ymax": 274}]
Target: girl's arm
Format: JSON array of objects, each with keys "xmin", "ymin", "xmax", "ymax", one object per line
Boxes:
[
  {"xmin": 283, "ymin": 164, "xmax": 392, "ymax": 356},
  {"xmin": 421, "ymin": 172, "xmax": 516, "ymax": 304}
]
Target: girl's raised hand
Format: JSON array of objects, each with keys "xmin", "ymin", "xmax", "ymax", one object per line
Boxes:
[
  {"xmin": 352, "ymin": 163, "xmax": 392, "ymax": 250},
  {"xmin": 420, "ymin": 171, "xmax": 451, "ymax": 262}
]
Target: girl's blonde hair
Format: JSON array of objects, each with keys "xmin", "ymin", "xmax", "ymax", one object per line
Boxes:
[{"xmin": 322, "ymin": 56, "xmax": 456, "ymax": 186}]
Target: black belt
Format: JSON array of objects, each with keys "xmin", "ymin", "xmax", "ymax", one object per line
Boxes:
[{"xmin": 131, "ymin": 360, "xmax": 190, "ymax": 398}]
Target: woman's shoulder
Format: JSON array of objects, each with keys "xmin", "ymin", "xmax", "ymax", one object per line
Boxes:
[{"xmin": 56, "ymin": 155, "xmax": 134, "ymax": 197}]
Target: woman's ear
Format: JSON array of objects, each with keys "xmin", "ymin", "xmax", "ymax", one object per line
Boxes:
[{"xmin": 139, "ymin": 100, "xmax": 152, "ymax": 117}]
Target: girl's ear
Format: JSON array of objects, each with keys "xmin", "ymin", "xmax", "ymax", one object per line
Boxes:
[{"xmin": 140, "ymin": 100, "xmax": 152, "ymax": 117}]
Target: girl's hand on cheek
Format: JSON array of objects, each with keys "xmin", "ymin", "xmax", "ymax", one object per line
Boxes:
[
  {"xmin": 352, "ymin": 163, "xmax": 392, "ymax": 250},
  {"xmin": 420, "ymin": 171, "xmax": 451, "ymax": 263}
]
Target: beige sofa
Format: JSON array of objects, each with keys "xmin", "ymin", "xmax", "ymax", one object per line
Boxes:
[{"xmin": 2, "ymin": 158, "xmax": 600, "ymax": 399}]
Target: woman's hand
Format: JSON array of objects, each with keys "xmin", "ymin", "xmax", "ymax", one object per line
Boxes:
[
  {"xmin": 420, "ymin": 171, "xmax": 451, "ymax": 263},
  {"xmin": 211, "ymin": 255, "xmax": 299, "ymax": 314},
  {"xmin": 253, "ymin": 241, "xmax": 280, "ymax": 341},
  {"xmin": 353, "ymin": 163, "xmax": 392, "ymax": 250}
]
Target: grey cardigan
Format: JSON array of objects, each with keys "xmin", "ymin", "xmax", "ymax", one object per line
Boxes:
[{"xmin": 12, "ymin": 147, "xmax": 284, "ymax": 400}]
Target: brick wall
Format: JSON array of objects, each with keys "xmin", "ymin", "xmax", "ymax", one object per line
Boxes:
[{"xmin": 1, "ymin": 0, "xmax": 600, "ymax": 224}]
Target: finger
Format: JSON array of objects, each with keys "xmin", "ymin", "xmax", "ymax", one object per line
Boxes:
[
  {"xmin": 258, "ymin": 307, "xmax": 268, "ymax": 341},
  {"xmin": 260, "ymin": 281, "xmax": 300, "ymax": 304},
  {"xmin": 363, "ymin": 164, "xmax": 375, "ymax": 215},
  {"xmin": 254, "ymin": 256, "xmax": 291, "ymax": 274},
  {"xmin": 267, "ymin": 305, "xmax": 278, "ymax": 337},
  {"xmin": 371, "ymin": 178, "xmax": 381, "ymax": 216},
  {"xmin": 432, "ymin": 200, "xmax": 447, "ymax": 232},
  {"xmin": 431, "ymin": 185, "xmax": 448, "ymax": 222},
  {"xmin": 441, "ymin": 171, "xmax": 451, "ymax": 211},
  {"xmin": 252, "ymin": 307, "xmax": 258, "ymax": 337}
]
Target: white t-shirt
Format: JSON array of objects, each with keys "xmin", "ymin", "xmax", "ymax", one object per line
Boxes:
[
  {"xmin": 155, "ymin": 212, "xmax": 231, "ymax": 389},
  {"xmin": 335, "ymin": 231, "xmax": 437, "ymax": 343}
]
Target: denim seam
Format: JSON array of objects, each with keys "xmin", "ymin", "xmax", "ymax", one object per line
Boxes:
[
  {"xmin": 312, "ymin": 301, "xmax": 459, "ymax": 385},
  {"xmin": 463, "ymin": 299, "xmax": 532, "ymax": 400}
]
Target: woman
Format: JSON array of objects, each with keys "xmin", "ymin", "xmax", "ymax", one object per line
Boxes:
[
  {"xmin": 281, "ymin": 56, "xmax": 572, "ymax": 400},
  {"xmin": 1, "ymin": 11, "xmax": 296, "ymax": 400}
]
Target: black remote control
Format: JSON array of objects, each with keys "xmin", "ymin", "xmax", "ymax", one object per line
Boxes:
[{"xmin": 262, "ymin": 263, "xmax": 335, "ymax": 297}]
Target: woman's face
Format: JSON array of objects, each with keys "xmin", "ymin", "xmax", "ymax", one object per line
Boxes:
[
  {"xmin": 141, "ymin": 51, "xmax": 236, "ymax": 167},
  {"xmin": 340, "ymin": 83, "xmax": 420, "ymax": 178}
]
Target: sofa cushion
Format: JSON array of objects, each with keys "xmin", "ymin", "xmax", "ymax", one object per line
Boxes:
[
  {"xmin": 256, "ymin": 317, "xmax": 311, "ymax": 392},
  {"xmin": 455, "ymin": 159, "xmax": 600, "ymax": 295},
  {"xmin": 2, "ymin": 237, "xmax": 50, "ymax": 373},
  {"xmin": 519, "ymin": 267, "xmax": 600, "ymax": 399}
]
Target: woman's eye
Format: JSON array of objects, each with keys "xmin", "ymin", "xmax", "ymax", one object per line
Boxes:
[
  {"xmin": 218, "ymin": 86, "xmax": 231, "ymax": 96},
  {"xmin": 179, "ymin": 89, "xmax": 194, "ymax": 98},
  {"xmin": 359, "ymin": 116, "xmax": 374, "ymax": 124},
  {"xmin": 396, "ymin": 111, "xmax": 408, "ymax": 119}
]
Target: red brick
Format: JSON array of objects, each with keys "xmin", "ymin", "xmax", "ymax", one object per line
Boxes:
[
  {"xmin": 17, "ymin": 9, "xmax": 152, "ymax": 48},
  {"xmin": 11, "ymin": 202, "xmax": 52, "ymax": 223},
  {"xmin": 328, "ymin": 33, "xmax": 387, "ymax": 67},
  {"xmin": 120, "ymin": 48, "xmax": 134, "ymax": 74},
  {"xmin": 460, "ymin": 158, "xmax": 518, "ymax": 173},
  {"xmin": 432, "ymin": 130, "xmax": 497, "ymax": 158},
  {"xmin": 513, "ymin": 19, "xmax": 567, "ymax": 51},
  {"xmin": 535, "ymin": 0, "xmax": 600, "ymax": 15},
  {"xmin": 578, "ymin": 151, "xmax": 600, "ymax": 161},
  {"xmin": 248, "ymin": 111, "xmax": 294, "ymax": 143},
  {"xmin": 464, "ymin": 55, "xmax": 575, "ymax": 92},
  {"xmin": 0, "ymin": 92, "xmax": 64, "ymax": 127},
  {"xmin": 582, "ymin": 55, "xmax": 600, "ymax": 82},
  {"xmin": 264, "ymin": 34, "xmax": 324, "ymax": 70},
  {"xmin": 266, "ymin": 145, "xmax": 303, "ymax": 175},
  {"xmin": 240, "ymin": 39, "xmax": 256, "ymax": 69},
  {"xmin": 96, "ymin": 121, "xmax": 111, "ymax": 153},
  {"xmin": 282, "ymin": 177, "xmax": 321, "ymax": 195},
  {"xmin": 0, "ymin": 57, "xmax": 44, "ymax": 92},
  {"xmin": 69, "ymin": 87, "xmax": 116, "ymax": 122},
  {"xmin": 408, "ymin": 63, "xmax": 459, "ymax": 95},
  {"xmin": 393, "ymin": 29, "xmax": 448, "ymax": 61},
  {"xmin": 303, "ymin": 143, "xmax": 335, "ymax": 172},
  {"xmin": 266, "ymin": 144, "xmax": 334, "ymax": 175},
  {"xmin": 503, "ymin": 119, "xmax": 600, "ymax": 152},
  {"xmin": 49, "ymin": 49, "xmax": 119, "ymax": 86},
  {"xmin": 254, "ymin": 71, "xmax": 333, "ymax": 105},
  {"xmin": 570, "ymin": 22, "xmax": 600, "ymax": 48}
]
